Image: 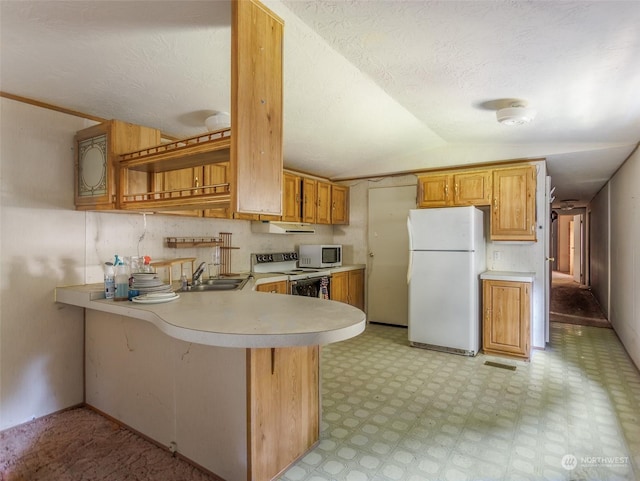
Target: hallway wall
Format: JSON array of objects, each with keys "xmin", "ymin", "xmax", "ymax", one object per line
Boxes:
[
  {"xmin": 590, "ymin": 146, "xmax": 640, "ymax": 369},
  {"xmin": 590, "ymin": 185, "xmax": 610, "ymax": 317}
]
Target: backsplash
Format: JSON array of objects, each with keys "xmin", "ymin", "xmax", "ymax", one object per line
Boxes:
[{"xmin": 85, "ymin": 212, "xmax": 335, "ymax": 283}]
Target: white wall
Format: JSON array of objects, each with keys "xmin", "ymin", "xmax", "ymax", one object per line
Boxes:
[
  {"xmin": 0, "ymin": 99, "xmax": 334, "ymax": 430},
  {"xmin": 1, "ymin": 99, "xmax": 87, "ymax": 430},
  {"xmin": 590, "ymin": 148, "xmax": 639, "ymax": 369},
  {"xmin": 590, "ymin": 184, "xmax": 610, "ymax": 317},
  {"xmin": 340, "ymin": 160, "xmax": 549, "ymax": 349}
]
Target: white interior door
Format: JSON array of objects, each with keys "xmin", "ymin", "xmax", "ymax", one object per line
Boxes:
[
  {"xmin": 573, "ymin": 214, "xmax": 582, "ymax": 284},
  {"xmin": 367, "ymin": 185, "xmax": 416, "ymax": 326}
]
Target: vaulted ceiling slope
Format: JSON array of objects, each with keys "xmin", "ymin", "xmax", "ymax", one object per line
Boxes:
[{"xmin": 1, "ymin": 0, "xmax": 639, "ymax": 207}]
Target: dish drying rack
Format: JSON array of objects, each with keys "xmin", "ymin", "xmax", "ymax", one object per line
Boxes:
[{"xmin": 165, "ymin": 233, "xmax": 238, "ymax": 277}]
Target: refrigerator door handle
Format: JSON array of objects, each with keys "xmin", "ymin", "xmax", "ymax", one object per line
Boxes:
[{"xmin": 407, "ymin": 215, "xmax": 413, "ymax": 284}]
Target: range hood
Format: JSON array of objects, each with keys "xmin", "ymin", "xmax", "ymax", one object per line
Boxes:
[{"xmin": 251, "ymin": 221, "xmax": 315, "ymax": 234}]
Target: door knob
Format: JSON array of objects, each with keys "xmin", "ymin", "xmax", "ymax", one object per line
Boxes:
[{"xmin": 546, "ymin": 257, "xmax": 555, "ymax": 262}]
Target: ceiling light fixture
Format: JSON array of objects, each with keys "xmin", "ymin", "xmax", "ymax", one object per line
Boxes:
[
  {"xmin": 496, "ymin": 103, "xmax": 536, "ymax": 126},
  {"xmin": 205, "ymin": 112, "xmax": 230, "ymax": 131},
  {"xmin": 560, "ymin": 199, "xmax": 577, "ymax": 211}
]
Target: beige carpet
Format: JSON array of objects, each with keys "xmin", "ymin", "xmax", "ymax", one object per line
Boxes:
[{"xmin": 0, "ymin": 407, "xmax": 219, "ymax": 481}]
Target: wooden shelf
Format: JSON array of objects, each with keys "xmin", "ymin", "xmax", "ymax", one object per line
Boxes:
[
  {"xmin": 166, "ymin": 237, "xmax": 223, "ymax": 248},
  {"xmin": 120, "ymin": 129, "xmax": 231, "ymax": 173},
  {"xmin": 120, "ymin": 184, "xmax": 231, "ymax": 211},
  {"xmin": 149, "ymin": 257, "xmax": 196, "ymax": 283}
]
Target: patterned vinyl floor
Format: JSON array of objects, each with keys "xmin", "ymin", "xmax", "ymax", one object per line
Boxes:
[{"xmin": 279, "ymin": 323, "xmax": 640, "ymax": 481}]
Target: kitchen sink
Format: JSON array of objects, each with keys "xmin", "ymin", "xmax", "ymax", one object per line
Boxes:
[{"xmin": 178, "ymin": 277, "xmax": 249, "ymax": 292}]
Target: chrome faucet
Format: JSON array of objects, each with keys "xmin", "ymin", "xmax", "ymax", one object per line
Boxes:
[{"xmin": 192, "ymin": 262, "xmax": 207, "ymax": 285}]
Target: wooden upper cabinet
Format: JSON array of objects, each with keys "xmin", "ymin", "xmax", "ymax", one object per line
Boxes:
[
  {"xmin": 417, "ymin": 174, "xmax": 451, "ymax": 208},
  {"xmin": 302, "ymin": 177, "xmax": 317, "ymax": 224},
  {"xmin": 483, "ymin": 279, "xmax": 531, "ymax": 360},
  {"xmin": 230, "ymin": 0, "xmax": 283, "ymax": 216},
  {"xmin": 452, "ymin": 170, "xmax": 491, "ymax": 206},
  {"xmin": 418, "ymin": 170, "xmax": 490, "ymax": 208},
  {"xmin": 282, "ymin": 172, "xmax": 301, "ymax": 222},
  {"xmin": 75, "ymin": 120, "xmax": 160, "ymax": 210},
  {"xmin": 331, "ymin": 184, "xmax": 349, "ymax": 225},
  {"xmin": 316, "ymin": 181, "xmax": 332, "ymax": 224},
  {"xmin": 153, "ymin": 166, "xmax": 204, "ymax": 217},
  {"xmin": 203, "ymin": 162, "xmax": 231, "ymax": 219},
  {"xmin": 491, "ymin": 165, "xmax": 536, "ymax": 241}
]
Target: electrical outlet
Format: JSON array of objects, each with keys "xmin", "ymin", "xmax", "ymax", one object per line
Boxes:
[{"xmin": 493, "ymin": 251, "xmax": 502, "ymax": 261}]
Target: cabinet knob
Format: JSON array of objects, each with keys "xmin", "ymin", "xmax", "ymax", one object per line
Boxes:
[{"xmin": 369, "ymin": 252, "xmax": 374, "ymax": 257}]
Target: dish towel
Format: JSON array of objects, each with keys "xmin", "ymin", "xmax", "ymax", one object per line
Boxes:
[{"xmin": 319, "ymin": 276, "xmax": 329, "ymax": 300}]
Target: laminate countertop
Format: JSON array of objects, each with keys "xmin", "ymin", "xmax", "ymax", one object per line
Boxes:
[
  {"xmin": 55, "ymin": 274, "xmax": 366, "ymax": 349},
  {"xmin": 480, "ymin": 271, "xmax": 536, "ymax": 282}
]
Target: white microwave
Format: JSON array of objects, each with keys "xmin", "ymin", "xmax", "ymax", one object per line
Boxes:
[{"xmin": 299, "ymin": 244, "xmax": 342, "ymax": 268}]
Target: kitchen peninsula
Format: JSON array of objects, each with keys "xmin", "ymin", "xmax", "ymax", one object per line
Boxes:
[{"xmin": 55, "ymin": 277, "xmax": 366, "ymax": 481}]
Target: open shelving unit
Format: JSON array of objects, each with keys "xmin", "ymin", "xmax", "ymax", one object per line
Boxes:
[{"xmin": 164, "ymin": 233, "xmax": 239, "ymax": 276}]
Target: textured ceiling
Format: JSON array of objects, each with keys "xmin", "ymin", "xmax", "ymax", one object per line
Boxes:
[{"xmin": 2, "ymin": 0, "xmax": 639, "ymax": 207}]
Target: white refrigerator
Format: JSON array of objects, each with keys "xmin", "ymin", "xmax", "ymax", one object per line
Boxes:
[{"xmin": 407, "ymin": 206, "xmax": 486, "ymax": 355}]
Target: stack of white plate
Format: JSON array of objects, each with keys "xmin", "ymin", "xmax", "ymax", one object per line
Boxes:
[
  {"xmin": 131, "ymin": 272, "xmax": 173, "ymax": 295},
  {"xmin": 131, "ymin": 292, "xmax": 180, "ymax": 304}
]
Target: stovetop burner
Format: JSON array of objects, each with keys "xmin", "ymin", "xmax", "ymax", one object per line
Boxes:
[{"xmin": 251, "ymin": 253, "xmax": 330, "ymax": 280}]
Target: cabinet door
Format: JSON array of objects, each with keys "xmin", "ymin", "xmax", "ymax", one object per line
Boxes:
[
  {"xmin": 153, "ymin": 167, "xmax": 204, "ymax": 217},
  {"xmin": 203, "ymin": 162, "xmax": 231, "ymax": 218},
  {"xmin": 231, "ymin": 0, "xmax": 283, "ymax": 217},
  {"xmin": 453, "ymin": 170, "xmax": 491, "ymax": 206},
  {"xmin": 331, "ymin": 185, "xmax": 349, "ymax": 225},
  {"xmin": 256, "ymin": 280, "xmax": 288, "ymax": 294},
  {"xmin": 491, "ymin": 166, "xmax": 536, "ymax": 241},
  {"xmin": 330, "ymin": 271, "xmax": 349, "ymax": 304},
  {"xmin": 483, "ymin": 280, "xmax": 531, "ymax": 359},
  {"xmin": 76, "ymin": 124, "xmax": 110, "ymax": 208},
  {"xmin": 417, "ymin": 174, "xmax": 451, "ymax": 208},
  {"xmin": 282, "ymin": 173, "xmax": 301, "ymax": 222},
  {"xmin": 316, "ymin": 181, "xmax": 332, "ymax": 224},
  {"xmin": 75, "ymin": 120, "xmax": 160, "ymax": 210},
  {"xmin": 248, "ymin": 346, "xmax": 319, "ymax": 481},
  {"xmin": 348, "ymin": 269, "xmax": 365, "ymax": 310},
  {"xmin": 302, "ymin": 178, "xmax": 317, "ymax": 224}
]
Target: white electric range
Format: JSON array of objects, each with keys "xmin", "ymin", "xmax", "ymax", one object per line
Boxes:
[{"xmin": 250, "ymin": 252, "xmax": 331, "ymax": 297}]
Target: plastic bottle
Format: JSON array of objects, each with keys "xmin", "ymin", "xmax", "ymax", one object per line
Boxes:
[
  {"xmin": 104, "ymin": 263, "xmax": 115, "ymax": 299},
  {"xmin": 114, "ymin": 262, "xmax": 130, "ymax": 301}
]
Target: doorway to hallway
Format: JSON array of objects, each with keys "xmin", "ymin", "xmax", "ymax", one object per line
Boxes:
[{"xmin": 550, "ymin": 271, "xmax": 610, "ymax": 328}]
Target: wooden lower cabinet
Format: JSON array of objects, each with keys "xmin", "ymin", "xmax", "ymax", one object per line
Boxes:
[
  {"xmin": 248, "ymin": 346, "xmax": 319, "ymax": 481},
  {"xmin": 331, "ymin": 269, "xmax": 365, "ymax": 310},
  {"xmin": 482, "ymin": 279, "xmax": 531, "ymax": 360},
  {"xmin": 256, "ymin": 280, "xmax": 288, "ymax": 294}
]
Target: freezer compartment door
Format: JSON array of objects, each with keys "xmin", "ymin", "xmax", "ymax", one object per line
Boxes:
[
  {"xmin": 408, "ymin": 206, "xmax": 483, "ymax": 251},
  {"xmin": 408, "ymin": 251, "xmax": 481, "ymax": 354}
]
